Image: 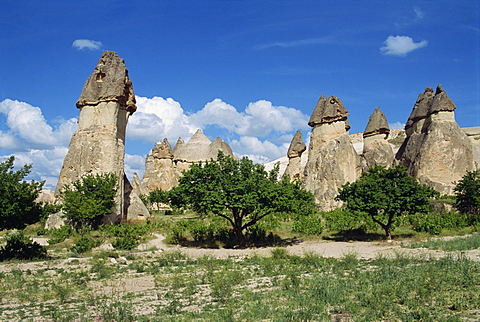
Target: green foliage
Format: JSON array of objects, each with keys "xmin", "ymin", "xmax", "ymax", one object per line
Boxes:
[
  {"xmin": 169, "ymin": 151, "xmax": 316, "ymax": 247},
  {"xmin": 70, "ymin": 234, "xmax": 102, "ymax": 254},
  {"xmin": 47, "ymin": 225, "xmax": 74, "ymax": 244},
  {"xmin": 0, "ymin": 229, "xmax": 47, "ymax": 261},
  {"xmin": 406, "ymin": 233, "xmax": 480, "ymax": 251},
  {"xmin": 336, "ymin": 165, "xmax": 439, "ymax": 240},
  {"xmin": 60, "ymin": 173, "xmax": 117, "ymax": 229},
  {"xmin": 147, "ymin": 189, "xmax": 169, "ymax": 208},
  {"xmin": 410, "ymin": 212, "xmax": 469, "ymax": 235},
  {"xmin": 292, "ymin": 213, "xmax": 324, "ymax": 235},
  {"xmin": 454, "ymin": 170, "xmax": 480, "ymax": 224},
  {"xmin": 0, "ymin": 156, "xmax": 44, "ymax": 229},
  {"xmin": 101, "ymin": 223, "xmax": 150, "ymax": 250}
]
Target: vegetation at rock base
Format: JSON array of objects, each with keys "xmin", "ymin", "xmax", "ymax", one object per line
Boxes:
[
  {"xmin": 454, "ymin": 169, "xmax": 480, "ymax": 224},
  {"xmin": 0, "ymin": 156, "xmax": 44, "ymax": 229},
  {"xmin": 336, "ymin": 165, "xmax": 439, "ymax": 240},
  {"xmin": 168, "ymin": 152, "xmax": 316, "ymax": 248},
  {"xmin": 60, "ymin": 172, "xmax": 117, "ymax": 229}
]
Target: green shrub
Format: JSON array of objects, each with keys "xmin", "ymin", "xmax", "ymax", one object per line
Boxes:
[
  {"xmin": 410, "ymin": 212, "xmax": 469, "ymax": 235},
  {"xmin": 70, "ymin": 235, "xmax": 102, "ymax": 254},
  {"xmin": 101, "ymin": 222, "xmax": 150, "ymax": 250},
  {"xmin": 60, "ymin": 173, "xmax": 117, "ymax": 229},
  {"xmin": 292, "ymin": 213, "xmax": 323, "ymax": 235},
  {"xmin": 0, "ymin": 229, "xmax": 47, "ymax": 261},
  {"xmin": 47, "ymin": 225, "xmax": 74, "ymax": 244},
  {"xmin": 322, "ymin": 209, "xmax": 361, "ymax": 232}
]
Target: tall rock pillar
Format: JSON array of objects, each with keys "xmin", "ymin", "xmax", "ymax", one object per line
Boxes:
[
  {"xmin": 302, "ymin": 95, "xmax": 361, "ymax": 210},
  {"xmin": 56, "ymin": 51, "xmax": 148, "ymax": 223}
]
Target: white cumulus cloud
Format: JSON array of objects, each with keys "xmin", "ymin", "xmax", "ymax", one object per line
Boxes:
[
  {"xmin": 72, "ymin": 39, "xmax": 103, "ymax": 50},
  {"xmin": 229, "ymin": 136, "xmax": 290, "ymax": 164},
  {"xmin": 389, "ymin": 121, "xmax": 405, "ymax": 129},
  {"xmin": 380, "ymin": 35, "xmax": 428, "ymax": 56}
]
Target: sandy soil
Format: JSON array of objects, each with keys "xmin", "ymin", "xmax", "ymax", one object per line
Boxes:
[{"xmin": 140, "ymin": 233, "xmax": 480, "ymax": 261}]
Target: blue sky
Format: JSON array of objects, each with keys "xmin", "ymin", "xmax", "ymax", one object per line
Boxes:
[{"xmin": 1, "ymin": 1, "xmax": 479, "ymax": 189}]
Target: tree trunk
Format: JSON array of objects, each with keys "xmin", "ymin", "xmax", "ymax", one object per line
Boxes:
[
  {"xmin": 234, "ymin": 226, "xmax": 246, "ymax": 248},
  {"xmin": 384, "ymin": 226, "xmax": 392, "ymax": 242}
]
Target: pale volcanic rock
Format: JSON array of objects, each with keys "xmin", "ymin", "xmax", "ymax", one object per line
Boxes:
[
  {"xmin": 55, "ymin": 51, "xmax": 149, "ymax": 223},
  {"xmin": 397, "ymin": 85, "xmax": 475, "ymax": 195},
  {"xmin": 143, "ymin": 139, "xmax": 179, "ymax": 192},
  {"xmin": 142, "ymin": 130, "xmax": 235, "ymax": 193},
  {"xmin": 303, "ymin": 95, "xmax": 361, "ymax": 210},
  {"xmin": 174, "ymin": 129, "xmax": 212, "ymax": 162},
  {"xmin": 361, "ymin": 107, "xmax": 394, "ymax": 171},
  {"xmin": 462, "ymin": 127, "xmax": 480, "ymax": 169},
  {"xmin": 284, "ymin": 130, "xmax": 307, "ymax": 181}
]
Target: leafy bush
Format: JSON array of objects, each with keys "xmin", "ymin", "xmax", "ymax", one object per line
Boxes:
[
  {"xmin": 0, "ymin": 229, "xmax": 47, "ymax": 261},
  {"xmin": 410, "ymin": 212, "xmax": 469, "ymax": 235},
  {"xmin": 292, "ymin": 213, "xmax": 323, "ymax": 235},
  {"xmin": 454, "ymin": 170, "xmax": 480, "ymax": 224},
  {"xmin": 0, "ymin": 156, "xmax": 44, "ymax": 229},
  {"xmin": 322, "ymin": 209, "xmax": 371, "ymax": 232},
  {"xmin": 70, "ymin": 235, "xmax": 102, "ymax": 254},
  {"xmin": 60, "ymin": 173, "xmax": 117, "ymax": 229},
  {"xmin": 47, "ymin": 225, "xmax": 74, "ymax": 244},
  {"xmin": 101, "ymin": 223, "xmax": 150, "ymax": 250}
]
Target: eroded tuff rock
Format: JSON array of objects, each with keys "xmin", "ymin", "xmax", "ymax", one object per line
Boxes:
[
  {"xmin": 142, "ymin": 129, "xmax": 235, "ymax": 193},
  {"xmin": 283, "ymin": 130, "xmax": 307, "ymax": 181},
  {"xmin": 396, "ymin": 85, "xmax": 475, "ymax": 195},
  {"xmin": 462, "ymin": 127, "xmax": 480, "ymax": 169},
  {"xmin": 303, "ymin": 95, "xmax": 361, "ymax": 210},
  {"xmin": 55, "ymin": 51, "xmax": 149, "ymax": 223},
  {"xmin": 361, "ymin": 106, "xmax": 394, "ymax": 171}
]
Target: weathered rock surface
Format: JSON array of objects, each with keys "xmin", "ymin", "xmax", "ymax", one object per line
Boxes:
[
  {"xmin": 142, "ymin": 129, "xmax": 235, "ymax": 193},
  {"xmin": 55, "ymin": 51, "xmax": 149, "ymax": 223},
  {"xmin": 396, "ymin": 85, "xmax": 475, "ymax": 195},
  {"xmin": 283, "ymin": 130, "xmax": 306, "ymax": 181},
  {"xmin": 462, "ymin": 127, "xmax": 480, "ymax": 169},
  {"xmin": 303, "ymin": 95, "xmax": 361, "ymax": 210},
  {"xmin": 361, "ymin": 106, "xmax": 394, "ymax": 171}
]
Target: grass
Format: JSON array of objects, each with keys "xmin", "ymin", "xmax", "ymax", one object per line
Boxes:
[
  {"xmin": 0, "ymin": 250, "xmax": 479, "ymax": 321},
  {"xmin": 404, "ymin": 233, "xmax": 480, "ymax": 251}
]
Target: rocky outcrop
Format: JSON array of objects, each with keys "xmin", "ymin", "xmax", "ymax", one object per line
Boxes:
[
  {"xmin": 142, "ymin": 138, "xmax": 178, "ymax": 192},
  {"xmin": 303, "ymin": 95, "xmax": 361, "ymax": 210},
  {"xmin": 396, "ymin": 85, "xmax": 475, "ymax": 195},
  {"xmin": 55, "ymin": 51, "xmax": 149, "ymax": 223},
  {"xmin": 142, "ymin": 129, "xmax": 235, "ymax": 193},
  {"xmin": 283, "ymin": 130, "xmax": 306, "ymax": 181},
  {"xmin": 462, "ymin": 127, "xmax": 480, "ymax": 169},
  {"xmin": 361, "ymin": 106, "xmax": 394, "ymax": 171}
]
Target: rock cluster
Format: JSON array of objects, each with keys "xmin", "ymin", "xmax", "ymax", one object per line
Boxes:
[
  {"xmin": 141, "ymin": 129, "xmax": 235, "ymax": 193},
  {"xmin": 302, "ymin": 95, "xmax": 361, "ymax": 210},
  {"xmin": 360, "ymin": 106, "xmax": 394, "ymax": 171},
  {"xmin": 55, "ymin": 51, "xmax": 149, "ymax": 223},
  {"xmin": 396, "ymin": 85, "xmax": 475, "ymax": 195}
]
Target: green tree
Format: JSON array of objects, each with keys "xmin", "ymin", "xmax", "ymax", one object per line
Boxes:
[
  {"xmin": 60, "ymin": 173, "xmax": 117, "ymax": 228},
  {"xmin": 0, "ymin": 156, "xmax": 44, "ymax": 229},
  {"xmin": 335, "ymin": 165, "xmax": 438, "ymax": 241},
  {"xmin": 454, "ymin": 170, "xmax": 480, "ymax": 223},
  {"xmin": 169, "ymin": 152, "xmax": 316, "ymax": 248}
]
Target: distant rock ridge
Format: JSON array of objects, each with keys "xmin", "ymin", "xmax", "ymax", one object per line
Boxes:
[{"xmin": 56, "ymin": 51, "xmax": 149, "ymax": 223}]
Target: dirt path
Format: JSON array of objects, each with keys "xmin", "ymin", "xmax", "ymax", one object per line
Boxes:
[{"xmin": 139, "ymin": 233, "xmax": 480, "ymax": 261}]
